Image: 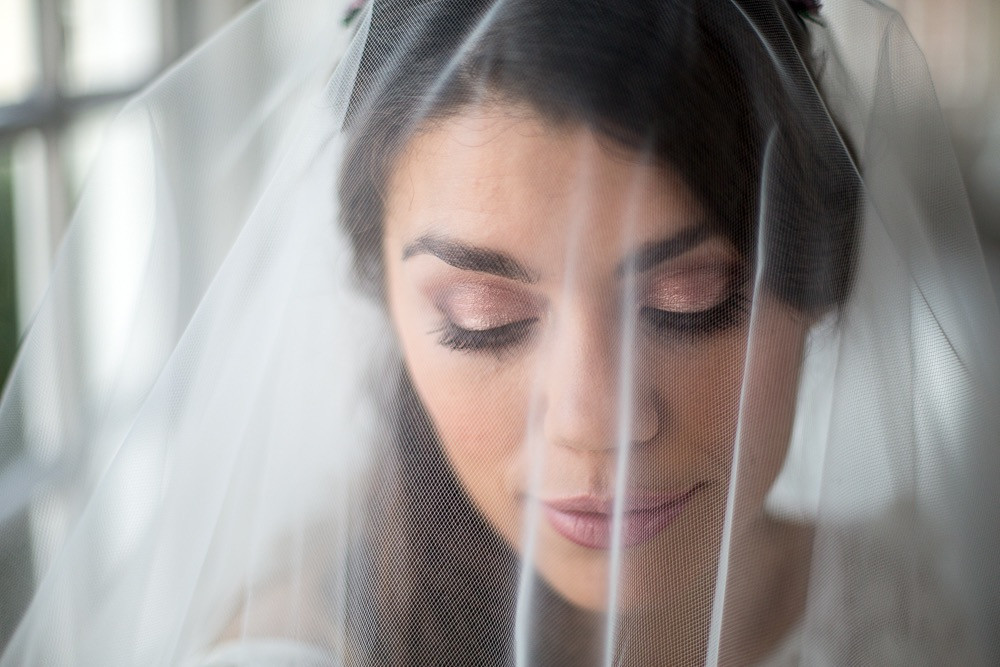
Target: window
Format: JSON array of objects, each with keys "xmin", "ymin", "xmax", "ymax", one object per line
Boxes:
[{"xmin": 0, "ymin": 0, "xmax": 250, "ymax": 648}]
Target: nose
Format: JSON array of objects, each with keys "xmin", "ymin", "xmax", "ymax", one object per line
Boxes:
[{"xmin": 540, "ymin": 305, "xmax": 659, "ymax": 452}]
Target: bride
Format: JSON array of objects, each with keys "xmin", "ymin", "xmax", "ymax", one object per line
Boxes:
[{"xmin": 1, "ymin": 0, "xmax": 997, "ymax": 665}]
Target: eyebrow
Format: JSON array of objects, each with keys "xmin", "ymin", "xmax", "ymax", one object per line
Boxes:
[
  {"xmin": 616, "ymin": 226, "xmax": 711, "ymax": 276},
  {"xmin": 401, "ymin": 225, "xmax": 713, "ymax": 283},
  {"xmin": 402, "ymin": 234, "xmax": 540, "ymax": 283}
]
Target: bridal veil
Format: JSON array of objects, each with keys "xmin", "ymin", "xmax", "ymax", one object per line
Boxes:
[{"xmin": 1, "ymin": 0, "xmax": 998, "ymax": 664}]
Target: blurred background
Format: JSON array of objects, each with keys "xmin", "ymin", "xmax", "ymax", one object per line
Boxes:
[
  {"xmin": 0, "ymin": 0, "xmax": 997, "ymax": 651},
  {"xmin": 0, "ymin": 0, "xmax": 254, "ymax": 390},
  {"xmin": 0, "ymin": 0, "xmax": 254, "ymax": 647},
  {"xmin": 890, "ymin": 0, "xmax": 1000, "ymax": 294}
]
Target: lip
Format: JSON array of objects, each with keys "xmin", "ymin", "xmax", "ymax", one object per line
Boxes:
[{"xmin": 540, "ymin": 487, "xmax": 700, "ymax": 550}]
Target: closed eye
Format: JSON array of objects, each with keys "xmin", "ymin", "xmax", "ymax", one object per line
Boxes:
[
  {"xmin": 641, "ymin": 291, "xmax": 750, "ymax": 339},
  {"xmin": 435, "ymin": 318, "xmax": 538, "ymax": 353},
  {"xmin": 433, "ymin": 292, "xmax": 748, "ymax": 355}
]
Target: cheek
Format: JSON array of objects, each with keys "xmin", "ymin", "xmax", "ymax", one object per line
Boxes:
[
  {"xmin": 394, "ymin": 314, "xmax": 531, "ymax": 538},
  {"xmin": 399, "ymin": 323, "xmax": 530, "ymax": 447},
  {"xmin": 647, "ymin": 332, "xmax": 748, "ymax": 471},
  {"xmin": 648, "ymin": 310, "xmax": 806, "ymax": 484},
  {"xmin": 418, "ymin": 365, "xmax": 526, "ymax": 457},
  {"xmin": 651, "ymin": 307, "xmax": 808, "ymax": 505},
  {"xmin": 735, "ymin": 316, "xmax": 810, "ymax": 502},
  {"xmin": 418, "ymin": 363, "xmax": 529, "ymax": 539},
  {"xmin": 386, "ymin": 257, "xmax": 526, "ymax": 531}
]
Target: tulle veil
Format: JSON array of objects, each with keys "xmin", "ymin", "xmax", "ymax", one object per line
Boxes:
[{"xmin": 1, "ymin": 0, "xmax": 998, "ymax": 664}]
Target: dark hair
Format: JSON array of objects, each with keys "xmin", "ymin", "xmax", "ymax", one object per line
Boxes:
[
  {"xmin": 339, "ymin": 1, "xmax": 862, "ymax": 663},
  {"xmin": 340, "ymin": 0, "xmax": 861, "ymax": 312}
]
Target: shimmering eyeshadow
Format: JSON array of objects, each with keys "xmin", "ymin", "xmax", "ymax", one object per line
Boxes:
[
  {"xmin": 640, "ymin": 290, "xmax": 749, "ymax": 338},
  {"xmin": 434, "ymin": 283, "xmax": 540, "ymax": 331},
  {"xmin": 644, "ymin": 266, "xmax": 731, "ymax": 313},
  {"xmin": 430, "ymin": 264, "xmax": 745, "ymax": 354},
  {"xmin": 640, "ymin": 264, "xmax": 748, "ymax": 339}
]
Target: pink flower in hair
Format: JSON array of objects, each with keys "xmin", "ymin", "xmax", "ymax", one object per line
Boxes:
[{"xmin": 344, "ymin": 0, "xmax": 369, "ymax": 26}]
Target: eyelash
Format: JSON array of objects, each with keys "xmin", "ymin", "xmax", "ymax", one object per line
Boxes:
[
  {"xmin": 435, "ymin": 291, "xmax": 750, "ymax": 354},
  {"xmin": 435, "ymin": 319, "xmax": 539, "ymax": 352},
  {"xmin": 640, "ymin": 291, "xmax": 751, "ymax": 340}
]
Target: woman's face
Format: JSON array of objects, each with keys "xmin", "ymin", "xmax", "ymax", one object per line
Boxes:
[{"xmin": 383, "ymin": 106, "xmax": 810, "ymax": 612}]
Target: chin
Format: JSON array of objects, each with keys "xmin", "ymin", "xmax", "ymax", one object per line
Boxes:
[
  {"xmin": 526, "ymin": 513, "xmax": 725, "ymax": 616},
  {"xmin": 528, "ymin": 537, "xmax": 660, "ymax": 613},
  {"xmin": 535, "ymin": 554, "xmax": 682, "ymax": 614},
  {"xmin": 537, "ymin": 553, "xmax": 613, "ymax": 611}
]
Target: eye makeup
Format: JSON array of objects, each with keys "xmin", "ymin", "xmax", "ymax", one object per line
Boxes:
[
  {"xmin": 435, "ymin": 283, "xmax": 540, "ymax": 331},
  {"xmin": 428, "ymin": 282, "xmax": 543, "ymax": 353},
  {"xmin": 640, "ymin": 290, "xmax": 749, "ymax": 338},
  {"xmin": 437, "ymin": 319, "xmax": 538, "ymax": 352},
  {"xmin": 639, "ymin": 263, "xmax": 749, "ymax": 339},
  {"xmin": 644, "ymin": 265, "xmax": 733, "ymax": 313},
  {"xmin": 422, "ymin": 261, "xmax": 747, "ymax": 355}
]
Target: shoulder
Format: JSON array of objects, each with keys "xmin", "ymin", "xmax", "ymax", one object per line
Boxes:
[{"xmin": 762, "ymin": 502, "xmax": 979, "ymax": 666}]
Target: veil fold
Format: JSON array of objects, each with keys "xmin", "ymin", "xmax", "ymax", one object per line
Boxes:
[{"xmin": 1, "ymin": 1, "xmax": 997, "ymax": 664}]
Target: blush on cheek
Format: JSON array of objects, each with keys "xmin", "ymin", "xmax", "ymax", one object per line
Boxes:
[
  {"xmin": 415, "ymin": 368, "xmax": 523, "ymax": 454},
  {"xmin": 427, "ymin": 392, "xmax": 526, "ymax": 539}
]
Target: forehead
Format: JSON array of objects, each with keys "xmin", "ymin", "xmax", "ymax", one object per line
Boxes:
[{"xmin": 383, "ymin": 107, "xmax": 712, "ymax": 276}]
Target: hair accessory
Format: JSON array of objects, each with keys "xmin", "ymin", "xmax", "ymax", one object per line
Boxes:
[{"xmin": 344, "ymin": 0, "xmax": 369, "ymax": 26}]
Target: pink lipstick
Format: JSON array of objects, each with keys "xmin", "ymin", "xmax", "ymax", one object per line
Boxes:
[{"xmin": 541, "ymin": 489, "xmax": 698, "ymax": 549}]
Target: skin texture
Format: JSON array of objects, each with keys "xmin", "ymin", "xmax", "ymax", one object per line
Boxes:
[{"xmin": 383, "ymin": 106, "xmax": 813, "ymax": 664}]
